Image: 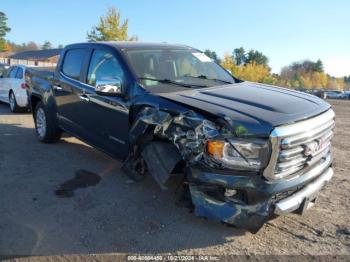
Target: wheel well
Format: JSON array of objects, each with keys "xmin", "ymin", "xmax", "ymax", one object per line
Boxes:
[{"xmin": 30, "ymin": 95, "xmax": 41, "ymax": 112}]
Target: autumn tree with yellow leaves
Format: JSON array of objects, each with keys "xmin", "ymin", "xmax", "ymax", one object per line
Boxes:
[
  {"xmin": 221, "ymin": 53, "xmax": 277, "ymax": 85},
  {"xmin": 221, "ymin": 48, "xmax": 347, "ymax": 90},
  {"xmin": 278, "ymin": 60, "xmax": 345, "ymax": 90},
  {"xmin": 87, "ymin": 7, "xmax": 137, "ymax": 42}
]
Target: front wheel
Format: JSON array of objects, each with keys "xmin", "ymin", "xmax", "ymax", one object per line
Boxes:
[{"xmin": 34, "ymin": 102, "xmax": 62, "ymax": 143}]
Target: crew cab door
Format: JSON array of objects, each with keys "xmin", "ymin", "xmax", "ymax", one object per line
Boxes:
[
  {"xmin": 54, "ymin": 48, "xmax": 92, "ymax": 137},
  {"xmin": 78, "ymin": 48, "xmax": 130, "ymax": 158}
]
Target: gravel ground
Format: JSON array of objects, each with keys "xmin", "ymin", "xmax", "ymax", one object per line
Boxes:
[{"xmin": 0, "ymin": 100, "xmax": 349, "ymax": 261}]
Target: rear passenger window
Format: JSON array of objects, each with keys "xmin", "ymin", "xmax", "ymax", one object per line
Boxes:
[
  {"xmin": 16, "ymin": 67, "xmax": 23, "ymax": 79},
  {"xmin": 8, "ymin": 67, "xmax": 18, "ymax": 78},
  {"xmin": 62, "ymin": 49, "xmax": 88, "ymax": 80}
]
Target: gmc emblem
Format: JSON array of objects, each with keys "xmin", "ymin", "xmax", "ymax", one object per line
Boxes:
[{"xmin": 303, "ymin": 138, "xmax": 328, "ymax": 156}]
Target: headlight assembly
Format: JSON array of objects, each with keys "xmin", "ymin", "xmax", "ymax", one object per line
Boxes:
[{"xmin": 206, "ymin": 138, "xmax": 270, "ymax": 171}]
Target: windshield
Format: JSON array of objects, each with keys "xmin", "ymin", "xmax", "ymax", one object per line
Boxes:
[{"xmin": 124, "ymin": 49, "xmax": 235, "ymax": 91}]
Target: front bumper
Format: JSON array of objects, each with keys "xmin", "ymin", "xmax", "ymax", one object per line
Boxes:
[
  {"xmin": 274, "ymin": 167, "xmax": 333, "ymax": 215},
  {"xmin": 188, "ymin": 154, "xmax": 333, "ymax": 232}
]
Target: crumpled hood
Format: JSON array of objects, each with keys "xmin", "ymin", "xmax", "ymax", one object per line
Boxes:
[{"xmin": 157, "ymin": 82, "xmax": 331, "ymax": 137}]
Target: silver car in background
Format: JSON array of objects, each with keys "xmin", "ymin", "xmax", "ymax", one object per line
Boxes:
[{"xmin": 325, "ymin": 90, "xmax": 347, "ymax": 99}]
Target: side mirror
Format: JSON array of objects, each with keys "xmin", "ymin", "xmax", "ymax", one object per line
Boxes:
[{"xmin": 95, "ymin": 78, "xmax": 123, "ymax": 96}]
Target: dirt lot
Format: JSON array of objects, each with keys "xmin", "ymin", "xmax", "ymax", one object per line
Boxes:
[{"xmin": 0, "ymin": 100, "xmax": 349, "ymax": 260}]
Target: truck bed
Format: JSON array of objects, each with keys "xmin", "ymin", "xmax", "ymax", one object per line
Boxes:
[{"xmin": 26, "ymin": 67, "xmax": 55, "ymax": 80}]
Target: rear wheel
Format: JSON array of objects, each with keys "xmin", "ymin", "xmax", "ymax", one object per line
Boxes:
[
  {"xmin": 34, "ymin": 102, "xmax": 62, "ymax": 143},
  {"xmin": 9, "ymin": 91, "xmax": 22, "ymax": 113}
]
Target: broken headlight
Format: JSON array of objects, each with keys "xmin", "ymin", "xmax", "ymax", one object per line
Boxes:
[{"xmin": 207, "ymin": 139, "xmax": 270, "ymax": 171}]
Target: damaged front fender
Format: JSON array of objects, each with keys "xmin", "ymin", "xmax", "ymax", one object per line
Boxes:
[
  {"xmin": 126, "ymin": 106, "xmax": 221, "ymax": 188},
  {"xmin": 128, "ymin": 106, "xmax": 247, "ymax": 164}
]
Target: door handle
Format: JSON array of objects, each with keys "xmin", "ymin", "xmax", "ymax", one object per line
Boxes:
[
  {"xmin": 53, "ymin": 85, "xmax": 63, "ymax": 91},
  {"xmin": 79, "ymin": 94, "xmax": 90, "ymax": 102}
]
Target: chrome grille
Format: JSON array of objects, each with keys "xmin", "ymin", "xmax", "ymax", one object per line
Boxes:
[{"xmin": 264, "ymin": 109, "xmax": 335, "ymax": 180}]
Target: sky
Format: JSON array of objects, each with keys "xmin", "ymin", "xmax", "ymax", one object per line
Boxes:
[{"xmin": 1, "ymin": 0, "xmax": 349, "ymax": 77}]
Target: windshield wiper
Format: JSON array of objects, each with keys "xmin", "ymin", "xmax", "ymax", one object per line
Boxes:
[
  {"xmin": 138, "ymin": 77, "xmax": 206, "ymax": 88},
  {"xmin": 184, "ymin": 75, "xmax": 233, "ymax": 84}
]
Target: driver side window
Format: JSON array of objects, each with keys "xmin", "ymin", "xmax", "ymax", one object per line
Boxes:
[{"xmin": 87, "ymin": 50, "xmax": 124, "ymax": 87}]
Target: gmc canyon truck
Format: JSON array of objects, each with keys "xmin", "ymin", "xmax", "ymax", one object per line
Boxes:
[{"xmin": 26, "ymin": 42, "xmax": 335, "ymax": 232}]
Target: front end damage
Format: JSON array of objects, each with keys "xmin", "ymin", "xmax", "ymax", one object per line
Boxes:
[
  {"xmin": 188, "ymin": 167, "xmax": 275, "ymax": 232},
  {"xmin": 121, "ymin": 106, "xmax": 276, "ymax": 232},
  {"xmin": 122, "ymin": 107, "xmax": 288, "ymax": 232}
]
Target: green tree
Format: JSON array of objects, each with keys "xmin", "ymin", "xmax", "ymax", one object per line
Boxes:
[
  {"xmin": 0, "ymin": 11, "xmax": 11, "ymax": 51},
  {"xmin": 291, "ymin": 60, "xmax": 323, "ymax": 73},
  {"xmin": 57, "ymin": 44, "xmax": 64, "ymax": 49},
  {"xmin": 232, "ymin": 47, "xmax": 246, "ymax": 65},
  {"xmin": 204, "ymin": 49, "xmax": 221, "ymax": 64},
  {"xmin": 314, "ymin": 59, "xmax": 324, "ymax": 72},
  {"xmin": 42, "ymin": 41, "xmax": 52, "ymax": 50},
  {"xmin": 0, "ymin": 39, "xmax": 6, "ymax": 51},
  {"xmin": 87, "ymin": 7, "xmax": 137, "ymax": 42},
  {"xmin": 344, "ymin": 76, "xmax": 350, "ymax": 85},
  {"xmin": 246, "ymin": 50, "xmax": 269, "ymax": 66},
  {"xmin": 345, "ymin": 76, "xmax": 350, "ymax": 91}
]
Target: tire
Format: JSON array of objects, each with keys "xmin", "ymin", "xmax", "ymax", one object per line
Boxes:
[
  {"xmin": 9, "ymin": 91, "xmax": 22, "ymax": 113},
  {"xmin": 34, "ymin": 101, "xmax": 62, "ymax": 143}
]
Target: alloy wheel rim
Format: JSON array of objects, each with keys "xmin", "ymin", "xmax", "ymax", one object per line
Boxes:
[{"xmin": 36, "ymin": 108, "xmax": 46, "ymax": 138}]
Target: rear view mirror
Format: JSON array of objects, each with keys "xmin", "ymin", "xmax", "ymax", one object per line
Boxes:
[{"xmin": 95, "ymin": 78, "xmax": 123, "ymax": 96}]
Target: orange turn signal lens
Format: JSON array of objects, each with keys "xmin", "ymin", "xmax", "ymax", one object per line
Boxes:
[{"xmin": 207, "ymin": 141, "xmax": 225, "ymax": 158}]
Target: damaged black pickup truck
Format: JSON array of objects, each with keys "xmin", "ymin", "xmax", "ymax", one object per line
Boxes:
[{"xmin": 25, "ymin": 42, "xmax": 335, "ymax": 232}]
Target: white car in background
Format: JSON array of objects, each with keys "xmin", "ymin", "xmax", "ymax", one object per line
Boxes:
[{"xmin": 0, "ymin": 65, "xmax": 29, "ymax": 112}]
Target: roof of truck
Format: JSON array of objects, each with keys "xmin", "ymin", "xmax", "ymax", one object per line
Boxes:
[{"xmin": 65, "ymin": 41, "xmax": 196, "ymax": 51}]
